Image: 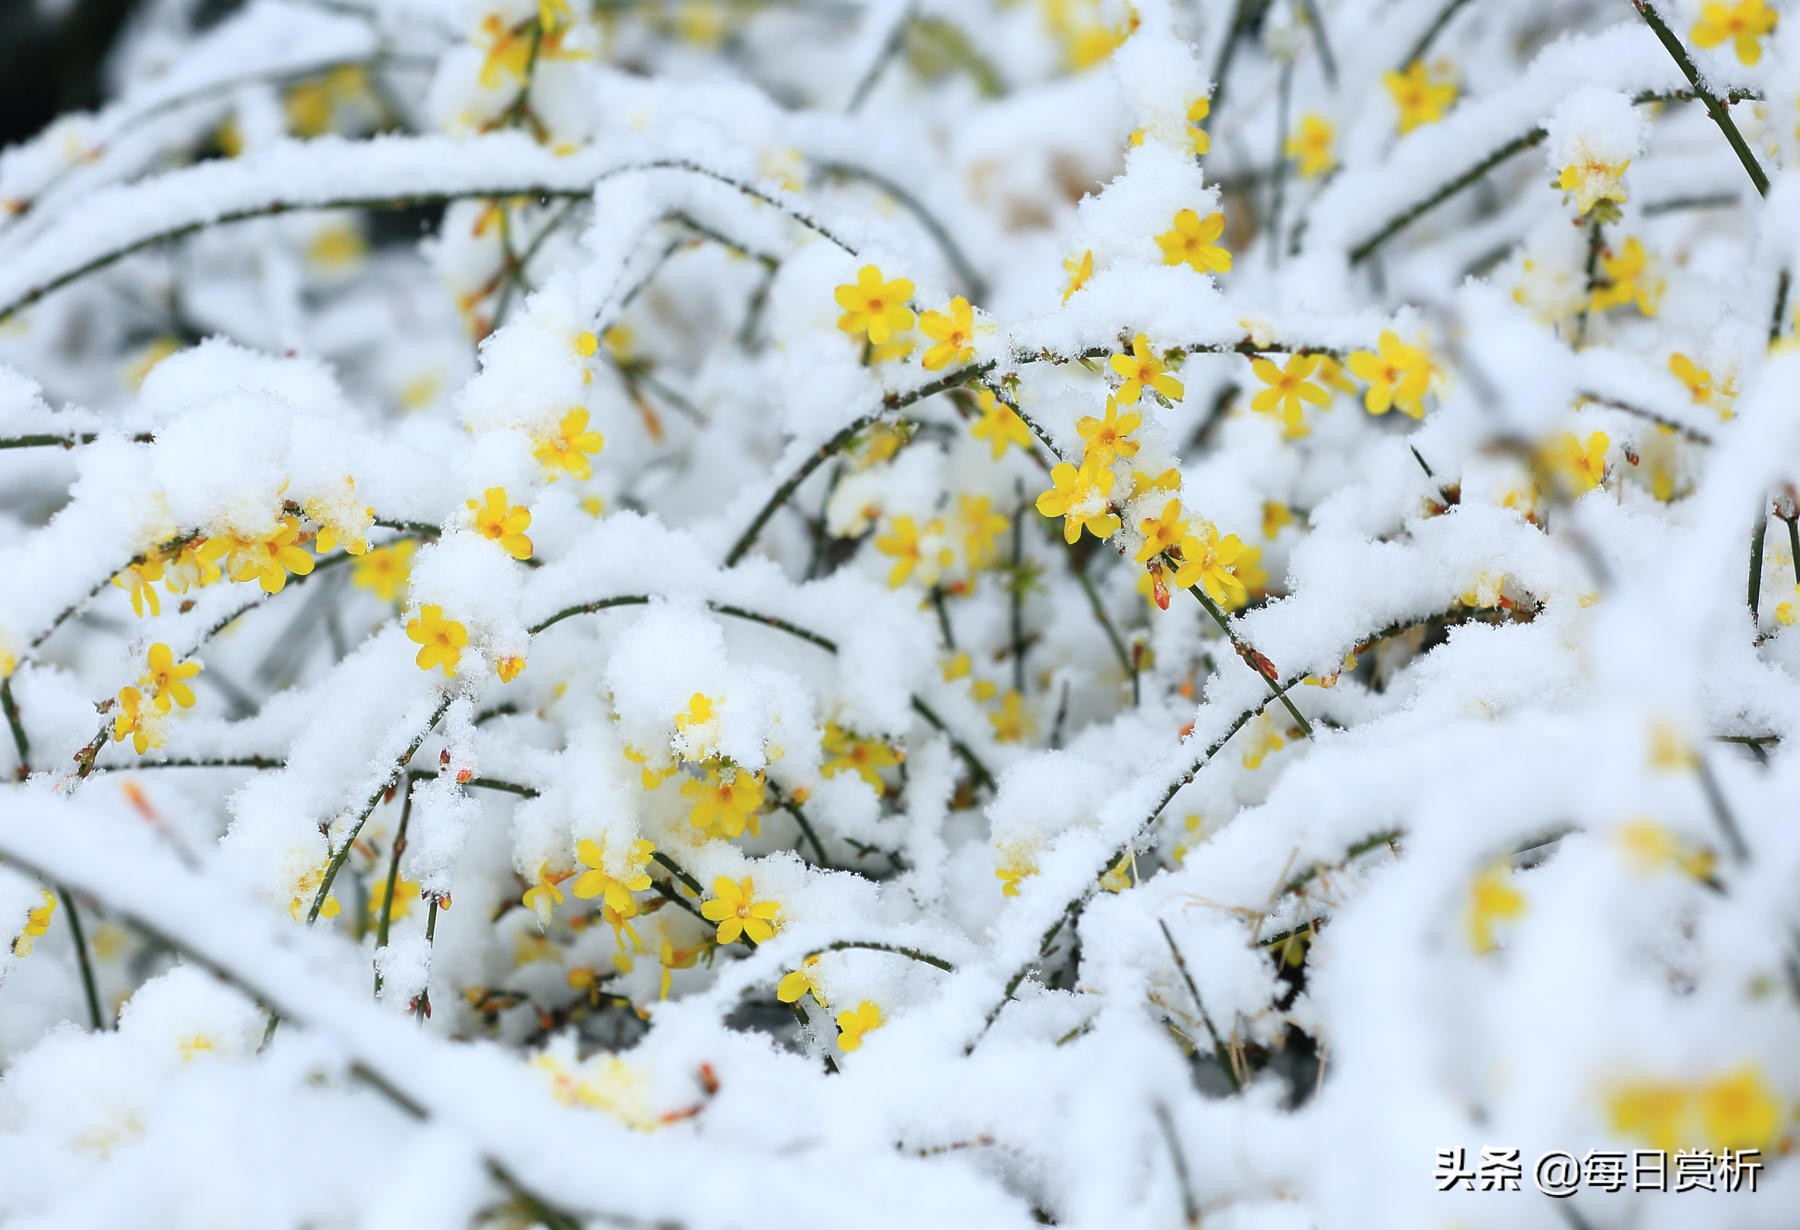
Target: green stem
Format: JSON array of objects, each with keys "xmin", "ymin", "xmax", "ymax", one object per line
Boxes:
[
  {"xmin": 1009, "ymin": 484, "xmax": 1027, "ymax": 694},
  {"xmin": 1628, "ymin": 0, "xmax": 1769, "ymax": 196},
  {"xmin": 808, "ymin": 939, "xmax": 956, "ymax": 972},
  {"xmin": 1, "ymin": 676, "xmax": 29, "ymax": 779},
  {"xmin": 1157, "ymin": 919, "xmax": 1240, "ymax": 1091},
  {"xmin": 1175, "ymin": 568, "xmax": 1312, "ymax": 738},
  {"xmin": 59, "ymin": 888, "xmax": 105, "ymax": 1030},
  {"xmin": 1293, "ymin": 0, "xmax": 1337, "ymax": 86},
  {"xmin": 1750, "ymin": 511, "xmax": 1767, "ymax": 623},
  {"xmin": 725, "ymin": 361, "xmax": 994, "ymax": 565},
  {"xmin": 1403, "ymin": 0, "xmax": 1474, "ymax": 66},
  {"xmin": 414, "ymin": 896, "xmax": 440, "ymax": 1024},
  {"xmin": 307, "ymin": 696, "xmax": 454, "ymax": 925},
  {"xmin": 529, "ymin": 595, "xmax": 997, "ymax": 791},
  {"xmin": 768, "ymin": 781, "xmax": 830, "ymax": 866},
  {"xmin": 373, "ymin": 785, "xmax": 416, "ymax": 997},
  {"xmin": 1071, "ymin": 554, "xmax": 1135, "ymax": 696}
]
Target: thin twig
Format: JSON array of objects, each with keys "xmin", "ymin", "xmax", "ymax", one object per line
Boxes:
[{"xmin": 1628, "ymin": 0, "xmax": 1769, "ymax": 197}]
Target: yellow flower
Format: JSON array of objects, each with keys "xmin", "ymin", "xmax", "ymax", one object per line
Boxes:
[
  {"xmin": 776, "ymin": 953, "xmax": 827, "ymax": 1006},
  {"xmin": 200, "ymin": 516, "xmax": 315, "ymax": 594},
  {"xmin": 969, "ymin": 389, "xmax": 1033, "ymax": 459},
  {"xmin": 1155, "ymin": 208, "xmax": 1232, "ymax": 276},
  {"xmin": 1135, "ymin": 499, "xmax": 1192, "ymax": 564},
  {"xmin": 289, "ymin": 863, "xmax": 341, "ymax": 922},
  {"xmin": 141, "ymin": 642, "xmax": 200, "ymax": 713},
  {"xmin": 1129, "ymin": 467, "xmax": 1182, "ymax": 501},
  {"xmin": 522, "ymin": 863, "xmax": 567, "ymax": 926},
  {"xmin": 111, "ymin": 686, "xmax": 163, "ymax": 755},
  {"xmin": 469, "ymin": 487, "xmax": 533, "ymax": 560},
  {"xmin": 682, "ymin": 766, "xmax": 766, "ymax": 839},
  {"xmin": 1608, "ymin": 1078, "xmax": 1693, "ymax": 1153},
  {"xmin": 1076, "ymin": 398, "xmax": 1142, "ymax": 463},
  {"xmin": 571, "ymin": 838, "xmax": 655, "ymax": 915},
  {"xmin": 1692, "ymin": 0, "xmax": 1777, "ymax": 66},
  {"xmin": 1589, "ymin": 236, "xmax": 1663, "ymax": 316},
  {"xmin": 995, "ymin": 852, "xmax": 1036, "ymax": 897},
  {"xmin": 1108, "ymin": 334, "xmax": 1184, "ymax": 407},
  {"xmin": 1240, "ymin": 714, "xmax": 1286, "ymax": 770},
  {"xmin": 1262, "ymin": 502, "xmax": 1293, "ymax": 540},
  {"xmin": 1669, "ymin": 352, "xmax": 1713, "ymax": 404},
  {"xmin": 1383, "ymin": 61, "xmax": 1458, "ymax": 133},
  {"xmin": 989, "ymin": 689, "xmax": 1034, "ymax": 743},
  {"xmin": 919, "ymin": 296, "xmax": 978, "ymax": 371},
  {"xmin": 1346, "ymin": 332, "xmax": 1433, "ymax": 418},
  {"xmin": 1171, "ymin": 523, "xmax": 1249, "ymax": 607},
  {"xmin": 835, "ymin": 1000, "xmax": 884, "ymax": 1052},
  {"xmin": 1555, "ymin": 156, "xmax": 1630, "ymax": 216},
  {"xmin": 113, "ymin": 557, "xmax": 166, "ymax": 617},
  {"xmin": 955, "ymin": 493, "xmax": 1010, "ymax": 571},
  {"xmin": 1542, "ymin": 431, "xmax": 1609, "ymax": 495},
  {"xmin": 406, "ymin": 604, "xmax": 467, "ymax": 676},
  {"xmin": 1465, "ymin": 862, "xmax": 1526, "ymax": 955},
  {"xmin": 1186, "ymin": 96, "xmax": 1211, "ymax": 156},
  {"xmin": 534, "ymin": 407, "xmax": 606, "ymax": 481},
  {"xmin": 822, "ymin": 722, "xmax": 901, "ymax": 789},
  {"xmin": 351, "ymin": 540, "xmax": 416, "ymax": 604},
  {"xmin": 10, "ymin": 890, "xmax": 55, "ymax": 957},
  {"xmin": 495, "ymin": 654, "xmax": 526, "ymax": 683},
  {"xmin": 368, "ymin": 875, "xmax": 418, "ymax": 923},
  {"xmin": 1250, "ymin": 354, "xmax": 1330, "ymax": 433},
  {"xmin": 1035, "ymin": 457, "xmax": 1122, "ymax": 545},
  {"xmin": 1607, "ymin": 1065, "xmax": 1784, "ymax": 1154},
  {"xmin": 673, "ymin": 693, "xmax": 719, "ymax": 759},
  {"xmin": 1615, "ymin": 819, "xmax": 1716, "ymax": 882},
  {"xmin": 1062, "ymin": 249, "xmax": 1095, "ymax": 303},
  {"xmin": 1286, "ymin": 112, "xmax": 1336, "ymax": 178},
  {"xmin": 873, "ymin": 515, "xmax": 953, "ymax": 588},
  {"xmin": 1699, "ymin": 1065, "xmax": 1784, "ymax": 1152},
  {"xmin": 835, "ymin": 265, "xmax": 915, "ymax": 346},
  {"xmin": 162, "ymin": 541, "xmax": 222, "ymax": 594},
  {"xmin": 699, "ymin": 875, "xmax": 780, "ymax": 945}
]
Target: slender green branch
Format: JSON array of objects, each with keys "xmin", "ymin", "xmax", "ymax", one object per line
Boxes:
[
  {"xmin": 807, "ymin": 938, "xmax": 955, "ymax": 972},
  {"xmin": 815, "ymin": 161, "xmax": 988, "ymax": 300},
  {"xmin": 1208, "ymin": 0, "xmax": 1258, "ymax": 121},
  {"xmin": 651, "ymin": 851, "xmax": 706, "ymax": 897},
  {"xmin": 1628, "ymin": 0, "xmax": 1769, "ymax": 196},
  {"xmin": 1576, "ymin": 392, "xmax": 1713, "ymax": 444},
  {"xmin": 1350, "ymin": 128, "xmax": 1547, "ymax": 265},
  {"xmin": 1175, "ymin": 566, "xmax": 1312, "ymax": 737},
  {"xmin": 0, "ymin": 432, "xmax": 153, "ymax": 450},
  {"xmin": 1071, "ymin": 554, "xmax": 1135, "ymax": 694},
  {"xmin": 1157, "ymin": 919, "xmax": 1240, "ymax": 1092},
  {"xmin": 725, "ymin": 361, "xmax": 995, "ymax": 565},
  {"xmin": 0, "ymin": 845, "xmax": 598, "ymax": 1229},
  {"xmin": 2, "ymin": 676, "xmax": 29, "ymax": 779},
  {"xmin": 1009, "ymin": 485, "xmax": 1027, "ymax": 693},
  {"xmin": 414, "ymin": 896, "xmax": 440, "ymax": 1024},
  {"xmin": 1293, "ymin": 0, "xmax": 1337, "ymax": 86},
  {"xmin": 1403, "ymin": 0, "xmax": 1474, "ymax": 67},
  {"xmin": 528, "ymin": 594, "xmax": 998, "ymax": 792},
  {"xmin": 59, "ymin": 888, "xmax": 105, "ymax": 1030},
  {"xmin": 306, "ymin": 696, "xmax": 455, "ymax": 925},
  {"xmin": 845, "ymin": 0, "xmax": 918, "ymax": 112},
  {"xmin": 373, "ymin": 785, "xmax": 416, "ymax": 997},
  {"xmin": 0, "ymin": 155, "xmax": 863, "ymax": 325},
  {"xmin": 1749, "ymin": 511, "xmax": 1767, "ymax": 623},
  {"xmin": 768, "ymin": 780, "xmax": 830, "ymax": 866}
]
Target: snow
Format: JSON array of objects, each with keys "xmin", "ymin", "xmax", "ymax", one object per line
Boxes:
[{"xmin": 1, "ymin": 0, "xmax": 1798, "ymax": 1227}]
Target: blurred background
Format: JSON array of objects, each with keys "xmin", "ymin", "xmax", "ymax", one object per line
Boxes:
[{"xmin": 0, "ymin": 0, "xmax": 141, "ymax": 148}]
